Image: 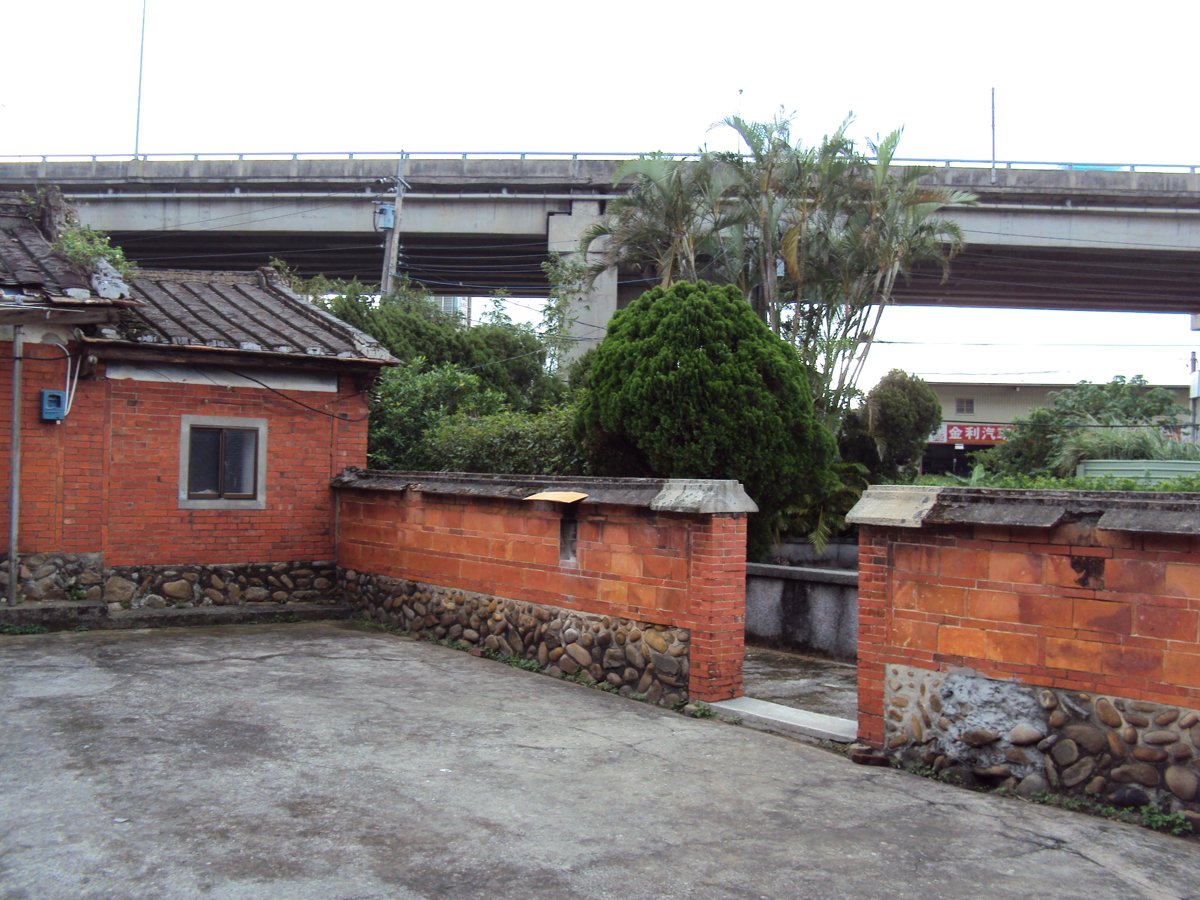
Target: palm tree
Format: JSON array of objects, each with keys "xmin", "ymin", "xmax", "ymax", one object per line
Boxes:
[
  {"xmin": 579, "ymin": 155, "xmax": 711, "ymax": 289},
  {"xmin": 580, "ymin": 116, "xmax": 976, "ymax": 423},
  {"xmin": 781, "ymin": 127, "xmax": 975, "ymax": 419},
  {"xmin": 710, "ymin": 115, "xmax": 798, "ymax": 328}
]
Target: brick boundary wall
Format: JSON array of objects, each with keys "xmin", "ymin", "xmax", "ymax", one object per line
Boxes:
[
  {"xmin": 332, "ymin": 471, "xmax": 756, "ymax": 702},
  {"xmin": 848, "ymin": 486, "xmax": 1200, "ymax": 818}
]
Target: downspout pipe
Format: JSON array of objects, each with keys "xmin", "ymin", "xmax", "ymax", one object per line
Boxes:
[{"xmin": 8, "ymin": 324, "xmax": 22, "ymax": 606}]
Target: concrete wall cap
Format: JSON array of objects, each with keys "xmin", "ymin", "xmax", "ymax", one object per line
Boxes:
[
  {"xmin": 745, "ymin": 562, "xmax": 858, "ymax": 586},
  {"xmin": 650, "ymin": 480, "xmax": 758, "ymax": 515},
  {"xmin": 845, "ymin": 485, "xmax": 943, "ymax": 528},
  {"xmin": 848, "ymin": 484, "xmax": 1200, "ymax": 534},
  {"xmin": 332, "ymin": 469, "xmax": 757, "ymax": 515}
]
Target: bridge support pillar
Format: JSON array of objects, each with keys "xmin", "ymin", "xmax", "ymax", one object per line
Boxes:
[{"xmin": 548, "ymin": 201, "xmax": 617, "ymax": 363}]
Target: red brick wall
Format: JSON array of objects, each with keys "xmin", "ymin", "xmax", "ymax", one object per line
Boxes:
[
  {"xmin": 858, "ymin": 519, "xmax": 1200, "ymax": 746},
  {"xmin": 0, "ymin": 344, "xmax": 108, "ymax": 554},
  {"xmin": 335, "ymin": 486, "xmax": 748, "ymax": 701},
  {"xmin": 0, "ymin": 343, "xmax": 370, "ymax": 564}
]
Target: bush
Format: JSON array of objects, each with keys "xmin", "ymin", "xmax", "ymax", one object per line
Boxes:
[
  {"xmin": 976, "ymin": 376, "xmax": 1190, "ymax": 479},
  {"xmin": 575, "ymin": 280, "xmax": 834, "ymax": 556},
  {"xmin": 53, "ymin": 225, "xmax": 135, "ymax": 278},
  {"xmin": 1053, "ymin": 425, "xmax": 1200, "ymax": 477},
  {"xmin": 424, "ymin": 405, "xmax": 587, "ymax": 476},
  {"xmin": 839, "ymin": 370, "xmax": 940, "ymax": 482},
  {"xmin": 368, "ymin": 360, "xmax": 506, "ymax": 470},
  {"xmin": 315, "ymin": 280, "xmax": 564, "ymax": 412}
]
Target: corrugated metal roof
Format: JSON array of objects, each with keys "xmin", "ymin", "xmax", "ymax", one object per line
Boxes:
[{"xmin": 117, "ymin": 269, "xmax": 395, "ymax": 364}]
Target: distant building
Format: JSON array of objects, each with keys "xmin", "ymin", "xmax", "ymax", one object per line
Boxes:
[
  {"xmin": 920, "ymin": 381, "xmax": 1190, "ymax": 475},
  {"xmin": 436, "ymin": 296, "xmax": 471, "ymax": 322}
]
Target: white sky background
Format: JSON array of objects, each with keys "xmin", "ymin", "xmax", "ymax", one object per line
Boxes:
[{"xmin": 3, "ymin": 0, "xmax": 1199, "ymax": 389}]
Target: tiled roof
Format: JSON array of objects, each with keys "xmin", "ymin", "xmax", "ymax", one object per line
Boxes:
[
  {"xmin": 0, "ymin": 200, "xmax": 93, "ymax": 299},
  {"xmin": 107, "ymin": 268, "xmax": 394, "ymax": 364}
]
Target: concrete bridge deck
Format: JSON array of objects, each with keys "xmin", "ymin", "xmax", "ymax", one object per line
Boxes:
[{"xmin": 3, "ymin": 156, "xmax": 1199, "ymax": 346}]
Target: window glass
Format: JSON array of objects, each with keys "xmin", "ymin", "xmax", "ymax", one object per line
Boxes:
[
  {"xmin": 180, "ymin": 416, "xmax": 266, "ymax": 510},
  {"xmin": 187, "ymin": 428, "xmax": 222, "ymax": 497},
  {"xmin": 223, "ymin": 429, "xmax": 257, "ymax": 498}
]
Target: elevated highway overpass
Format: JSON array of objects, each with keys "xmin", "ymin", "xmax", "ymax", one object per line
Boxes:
[{"xmin": 3, "ymin": 154, "xmax": 1200, "ymax": 344}]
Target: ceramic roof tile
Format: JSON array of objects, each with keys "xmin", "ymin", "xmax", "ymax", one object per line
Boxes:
[
  {"xmin": 122, "ymin": 269, "xmax": 395, "ymax": 364},
  {"xmin": 0, "ymin": 201, "xmax": 92, "ymax": 298}
]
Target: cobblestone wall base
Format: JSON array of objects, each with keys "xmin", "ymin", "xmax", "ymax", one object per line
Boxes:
[
  {"xmin": 0, "ymin": 552, "xmax": 104, "ymax": 601},
  {"xmin": 885, "ymin": 666, "xmax": 1200, "ymax": 828},
  {"xmin": 341, "ymin": 568, "xmax": 691, "ymax": 706},
  {"xmin": 102, "ymin": 561, "xmax": 339, "ymax": 608}
]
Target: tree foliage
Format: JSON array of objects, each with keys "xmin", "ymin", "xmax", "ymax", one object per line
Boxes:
[
  {"xmin": 268, "ymin": 265, "xmax": 585, "ymax": 475},
  {"xmin": 840, "ymin": 369, "xmax": 941, "ymax": 481},
  {"xmin": 975, "ymin": 376, "xmax": 1189, "ymax": 478},
  {"xmin": 581, "ymin": 114, "xmax": 975, "ymax": 422},
  {"xmin": 539, "ymin": 252, "xmax": 590, "ymax": 374},
  {"xmin": 424, "ymin": 404, "xmax": 588, "ymax": 476},
  {"xmin": 294, "ymin": 274, "xmax": 565, "ymax": 412},
  {"xmin": 575, "ymin": 280, "xmax": 834, "ymax": 556},
  {"xmin": 367, "ymin": 360, "xmax": 506, "ymax": 470}
]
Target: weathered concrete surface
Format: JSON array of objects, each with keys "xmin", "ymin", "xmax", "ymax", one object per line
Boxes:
[
  {"xmin": 745, "ymin": 566, "xmax": 858, "ymax": 659},
  {"xmin": 1, "ymin": 622, "xmax": 1195, "ymax": 899},
  {"xmin": 847, "ymin": 484, "xmax": 1200, "ymax": 535},
  {"xmin": 742, "ymin": 645, "xmax": 859, "ymax": 720},
  {"xmin": 0, "ymin": 599, "xmax": 350, "ymax": 632}
]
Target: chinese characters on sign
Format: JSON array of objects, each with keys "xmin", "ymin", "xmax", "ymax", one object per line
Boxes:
[{"xmin": 928, "ymin": 422, "xmax": 1014, "ymax": 444}]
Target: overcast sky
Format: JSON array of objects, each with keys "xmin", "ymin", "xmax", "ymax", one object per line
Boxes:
[{"xmin": 3, "ymin": 0, "xmax": 1198, "ymax": 389}]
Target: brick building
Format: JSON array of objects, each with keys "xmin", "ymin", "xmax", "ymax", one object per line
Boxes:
[{"xmin": 0, "ymin": 200, "xmax": 394, "ymax": 603}]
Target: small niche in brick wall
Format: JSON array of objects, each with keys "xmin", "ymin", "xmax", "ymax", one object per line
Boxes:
[
  {"xmin": 559, "ymin": 505, "xmax": 578, "ymax": 563},
  {"xmin": 524, "ymin": 489, "xmax": 587, "ymax": 565}
]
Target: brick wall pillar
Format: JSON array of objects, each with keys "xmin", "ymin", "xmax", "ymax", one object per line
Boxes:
[
  {"xmin": 687, "ymin": 514, "xmax": 748, "ymax": 702},
  {"xmin": 856, "ymin": 528, "xmax": 890, "ymax": 746}
]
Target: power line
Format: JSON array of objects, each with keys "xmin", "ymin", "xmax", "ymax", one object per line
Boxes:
[{"xmin": 877, "ymin": 339, "xmax": 1197, "ymax": 348}]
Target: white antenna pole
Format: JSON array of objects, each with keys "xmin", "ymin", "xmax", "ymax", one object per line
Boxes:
[
  {"xmin": 990, "ymin": 87, "xmax": 997, "ymax": 185},
  {"xmin": 134, "ymin": 0, "xmax": 148, "ymax": 159}
]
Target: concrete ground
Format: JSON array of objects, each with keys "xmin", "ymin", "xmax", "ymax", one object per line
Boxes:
[{"xmin": 1, "ymin": 623, "xmax": 1196, "ymax": 899}]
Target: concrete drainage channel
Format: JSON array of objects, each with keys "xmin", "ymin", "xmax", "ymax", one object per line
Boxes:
[
  {"xmin": 740, "ymin": 542, "xmax": 861, "ymax": 745},
  {"xmin": 723, "ymin": 644, "xmax": 859, "ymax": 743}
]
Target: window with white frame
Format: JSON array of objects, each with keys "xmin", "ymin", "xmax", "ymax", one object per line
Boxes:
[
  {"xmin": 179, "ymin": 415, "xmax": 267, "ymax": 509},
  {"xmin": 955, "ymin": 398, "xmax": 975, "ymax": 415}
]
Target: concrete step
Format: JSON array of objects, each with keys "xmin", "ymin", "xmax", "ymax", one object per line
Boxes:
[{"xmin": 708, "ymin": 696, "xmax": 857, "ymax": 743}]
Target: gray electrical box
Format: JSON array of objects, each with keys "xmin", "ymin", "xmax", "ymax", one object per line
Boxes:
[
  {"xmin": 40, "ymin": 389, "xmax": 66, "ymax": 422},
  {"xmin": 376, "ymin": 203, "xmax": 395, "ymax": 230}
]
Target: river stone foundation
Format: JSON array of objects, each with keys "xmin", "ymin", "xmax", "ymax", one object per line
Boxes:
[
  {"xmin": 0, "ymin": 552, "xmax": 105, "ymax": 602},
  {"xmin": 342, "ymin": 569, "xmax": 691, "ymax": 706},
  {"xmin": 101, "ymin": 561, "xmax": 339, "ymax": 608},
  {"xmin": 885, "ymin": 666, "xmax": 1200, "ymax": 828}
]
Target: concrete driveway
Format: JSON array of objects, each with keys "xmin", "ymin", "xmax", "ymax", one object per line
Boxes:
[{"xmin": 1, "ymin": 622, "xmax": 1195, "ymax": 899}]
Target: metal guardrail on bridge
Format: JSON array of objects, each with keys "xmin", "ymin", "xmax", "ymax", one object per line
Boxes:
[{"xmin": 1, "ymin": 151, "xmax": 1198, "ymax": 175}]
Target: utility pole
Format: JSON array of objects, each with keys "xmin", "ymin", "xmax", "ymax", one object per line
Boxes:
[
  {"xmin": 1191, "ymin": 350, "xmax": 1197, "ymax": 443},
  {"xmin": 8, "ymin": 325, "xmax": 22, "ymax": 606},
  {"xmin": 380, "ymin": 154, "xmax": 409, "ymax": 296},
  {"xmin": 990, "ymin": 87, "xmax": 997, "ymax": 186}
]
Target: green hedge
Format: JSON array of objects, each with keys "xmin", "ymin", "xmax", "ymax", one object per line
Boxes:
[{"xmin": 424, "ymin": 405, "xmax": 588, "ymax": 476}]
